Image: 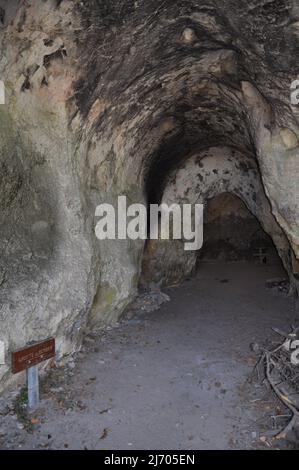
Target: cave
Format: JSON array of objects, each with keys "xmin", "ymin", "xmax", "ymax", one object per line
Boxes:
[
  {"xmin": 0, "ymin": 0, "xmax": 299, "ymax": 452},
  {"xmin": 198, "ymin": 192, "xmax": 280, "ymax": 264}
]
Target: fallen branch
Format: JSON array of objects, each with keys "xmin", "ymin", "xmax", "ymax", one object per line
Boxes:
[{"xmin": 259, "ymin": 327, "xmax": 299, "ymax": 439}]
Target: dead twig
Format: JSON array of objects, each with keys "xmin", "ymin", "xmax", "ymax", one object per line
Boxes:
[{"xmin": 259, "ymin": 327, "xmax": 299, "ymax": 439}]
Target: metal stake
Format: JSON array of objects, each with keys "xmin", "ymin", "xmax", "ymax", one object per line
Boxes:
[{"xmin": 26, "ymin": 365, "xmax": 39, "ymax": 409}]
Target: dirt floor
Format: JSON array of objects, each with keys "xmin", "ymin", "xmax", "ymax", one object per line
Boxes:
[{"xmin": 1, "ymin": 262, "xmax": 298, "ymax": 450}]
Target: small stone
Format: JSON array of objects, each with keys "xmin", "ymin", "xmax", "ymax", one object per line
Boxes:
[
  {"xmin": 181, "ymin": 28, "xmax": 196, "ymax": 44},
  {"xmin": 17, "ymin": 422, "xmax": 24, "ymax": 430},
  {"xmin": 30, "ymin": 418, "xmax": 40, "ymax": 425},
  {"xmin": 0, "ymin": 402, "xmax": 10, "ymax": 416},
  {"xmin": 50, "ymin": 387, "xmax": 64, "ymax": 393},
  {"xmin": 161, "ymin": 292, "xmax": 170, "ymax": 302},
  {"xmin": 250, "ymin": 342, "xmax": 260, "ymax": 353},
  {"xmin": 280, "ymin": 128, "xmax": 298, "ymax": 150}
]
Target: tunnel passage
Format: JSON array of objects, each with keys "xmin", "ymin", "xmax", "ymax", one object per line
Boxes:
[
  {"xmin": 198, "ymin": 192, "xmax": 283, "ymax": 265},
  {"xmin": 141, "ymin": 147, "xmax": 292, "ymax": 286},
  {"xmin": 0, "ymin": 0, "xmax": 298, "ymax": 391}
]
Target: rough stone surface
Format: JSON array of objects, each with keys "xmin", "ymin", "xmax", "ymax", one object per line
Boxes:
[
  {"xmin": 142, "ymin": 147, "xmax": 295, "ymax": 285},
  {"xmin": 0, "ymin": 0, "xmax": 298, "ymax": 390}
]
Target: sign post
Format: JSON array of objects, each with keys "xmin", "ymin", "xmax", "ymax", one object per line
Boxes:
[
  {"xmin": 12, "ymin": 338, "xmax": 55, "ymax": 410},
  {"xmin": 27, "ymin": 366, "xmax": 40, "ymax": 409}
]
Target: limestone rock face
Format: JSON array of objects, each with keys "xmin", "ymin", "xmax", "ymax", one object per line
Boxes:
[{"xmin": 0, "ymin": 0, "xmax": 298, "ymax": 389}]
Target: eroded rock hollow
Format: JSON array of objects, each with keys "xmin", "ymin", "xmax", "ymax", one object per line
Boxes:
[{"xmin": 0, "ymin": 0, "xmax": 298, "ymax": 390}]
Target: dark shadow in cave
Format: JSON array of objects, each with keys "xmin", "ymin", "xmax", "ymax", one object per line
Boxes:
[{"xmin": 197, "ymin": 192, "xmax": 286, "ymax": 271}]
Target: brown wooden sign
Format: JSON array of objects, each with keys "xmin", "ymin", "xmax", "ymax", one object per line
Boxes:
[{"xmin": 12, "ymin": 338, "xmax": 55, "ymax": 374}]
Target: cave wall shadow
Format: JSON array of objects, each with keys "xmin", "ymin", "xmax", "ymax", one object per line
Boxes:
[{"xmin": 197, "ymin": 192, "xmax": 286, "ymax": 270}]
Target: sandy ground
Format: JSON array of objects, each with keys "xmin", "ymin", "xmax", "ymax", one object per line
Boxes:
[{"xmin": 0, "ymin": 262, "xmax": 298, "ymax": 450}]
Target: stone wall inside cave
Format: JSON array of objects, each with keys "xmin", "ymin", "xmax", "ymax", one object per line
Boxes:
[
  {"xmin": 0, "ymin": 0, "xmax": 298, "ymax": 390},
  {"xmin": 141, "ymin": 147, "xmax": 294, "ymax": 284},
  {"xmin": 198, "ymin": 192, "xmax": 278, "ymax": 263}
]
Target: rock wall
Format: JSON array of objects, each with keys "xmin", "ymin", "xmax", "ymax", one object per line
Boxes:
[
  {"xmin": 0, "ymin": 0, "xmax": 298, "ymax": 390},
  {"xmin": 141, "ymin": 147, "xmax": 294, "ymax": 284}
]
